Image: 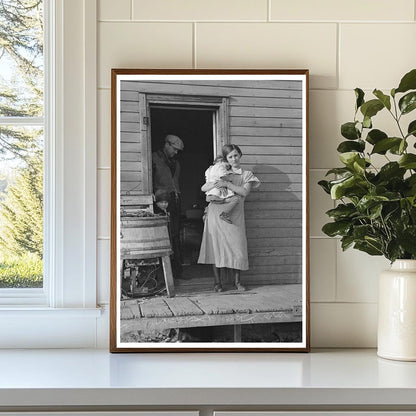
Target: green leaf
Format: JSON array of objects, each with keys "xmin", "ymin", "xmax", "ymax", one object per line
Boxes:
[
  {"xmin": 369, "ymin": 203, "xmax": 383, "ymax": 220},
  {"xmin": 353, "ymin": 158, "xmax": 366, "ymax": 174},
  {"xmin": 386, "ymin": 240, "xmax": 402, "ymax": 262},
  {"xmin": 330, "ymin": 175, "xmax": 364, "ymax": 200},
  {"xmin": 373, "ymin": 89, "xmax": 391, "ymax": 110},
  {"xmin": 399, "ymin": 154, "xmax": 416, "ymax": 169},
  {"xmin": 406, "ymin": 174, "xmax": 416, "ymax": 187},
  {"xmin": 354, "ymin": 241, "xmax": 383, "ymax": 256},
  {"xmin": 371, "ymin": 137, "xmax": 402, "ymax": 154},
  {"xmin": 360, "ymin": 99, "xmax": 384, "ymax": 119},
  {"xmin": 395, "ymin": 69, "xmax": 416, "ymax": 94},
  {"xmin": 363, "ymin": 115, "xmax": 372, "ymax": 129},
  {"xmin": 365, "ymin": 236, "xmax": 384, "ymax": 251},
  {"xmin": 326, "ymin": 203, "xmax": 357, "ymax": 220},
  {"xmin": 341, "ymin": 122, "xmax": 360, "ymax": 140},
  {"xmin": 405, "ymin": 175, "xmax": 416, "ymax": 196},
  {"xmin": 341, "ymin": 235, "xmax": 355, "ymax": 251},
  {"xmin": 337, "ymin": 140, "xmax": 365, "ymax": 153},
  {"xmin": 322, "ymin": 221, "xmax": 351, "ymax": 237},
  {"xmin": 398, "ymin": 227, "xmax": 416, "ymax": 255},
  {"xmin": 339, "ymin": 152, "xmax": 360, "ymax": 167},
  {"xmin": 329, "ymin": 175, "xmax": 354, "ymax": 186},
  {"xmin": 318, "ymin": 180, "xmax": 331, "ymax": 194},
  {"xmin": 355, "ymin": 88, "xmax": 365, "ymax": 110},
  {"xmin": 399, "ymin": 92, "xmax": 416, "ymax": 115},
  {"xmin": 407, "ymin": 120, "xmax": 416, "ymax": 137},
  {"xmin": 389, "ymin": 139, "xmax": 408, "ymax": 155},
  {"xmin": 410, "ymin": 207, "xmax": 416, "ymax": 224},
  {"xmin": 325, "ymin": 167, "xmax": 352, "ymax": 176},
  {"xmin": 378, "ymin": 162, "xmax": 406, "ymax": 181},
  {"xmin": 353, "ymin": 224, "xmax": 374, "ymax": 240},
  {"xmin": 408, "ymin": 195, "xmax": 416, "ymax": 207},
  {"xmin": 357, "ymin": 195, "xmax": 389, "ymax": 212},
  {"xmin": 366, "ymin": 129, "xmax": 387, "ymax": 145}
]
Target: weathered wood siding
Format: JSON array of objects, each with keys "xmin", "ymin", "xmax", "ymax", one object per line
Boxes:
[
  {"xmin": 120, "ymin": 80, "xmax": 303, "ymax": 286},
  {"xmin": 120, "ymin": 90, "xmax": 143, "ymax": 193}
]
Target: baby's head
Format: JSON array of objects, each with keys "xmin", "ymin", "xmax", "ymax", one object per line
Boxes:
[{"xmin": 213, "ymin": 155, "xmax": 231, "ymax": 170}]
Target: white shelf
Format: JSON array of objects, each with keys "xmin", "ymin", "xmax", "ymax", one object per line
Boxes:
[{"xmin": 0, "ymin": 348, "xmax": 416, "ymax": 409}]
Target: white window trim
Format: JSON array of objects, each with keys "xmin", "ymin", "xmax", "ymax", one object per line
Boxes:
[{"xmin": 0, "ymin": 0, "xmax": 101, "ymax": 347}]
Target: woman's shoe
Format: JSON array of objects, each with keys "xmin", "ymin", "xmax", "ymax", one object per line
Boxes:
[
  {"xmin": 235, "ymin": 282, "xmax": 246, "ymax": 291},
  {"xmin": 214, "ymin": 284, "xmax": 223, "ymax": 292}
]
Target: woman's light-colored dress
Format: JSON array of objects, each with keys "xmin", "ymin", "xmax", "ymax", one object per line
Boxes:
[{"xmin": 197, "ymin": 169, "xmax": 260, "ymax": 271}]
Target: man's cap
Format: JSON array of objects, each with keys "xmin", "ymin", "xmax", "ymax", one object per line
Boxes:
[{"xmin": 165, "ymin": 134, "xmax": 184, "ymax": 151}]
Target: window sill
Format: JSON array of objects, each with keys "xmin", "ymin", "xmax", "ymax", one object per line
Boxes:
[
  {"xmin": 0, "ymin": 306, "xmax": 102, "ymax": 317},
  {"xmin": 0, "ymin": 307, "xmax": 104, "ymax": 348}
]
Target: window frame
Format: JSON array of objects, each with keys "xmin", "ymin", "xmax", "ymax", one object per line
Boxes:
[
  {"xmin": 0, "ymin": 1, "xmax": 49, "ymax": 305},
  {"xmin": 0, "ymin": 0, "xmax": 100, "ymax": 348}
]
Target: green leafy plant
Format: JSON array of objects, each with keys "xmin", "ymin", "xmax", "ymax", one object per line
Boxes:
[
  {"xmin": 0, "ymin": 252, "xmax": 42, "ymax": 288},
  {"xmin": 319, "ymin": 69, "xmax": 416, "ymax": 262}
]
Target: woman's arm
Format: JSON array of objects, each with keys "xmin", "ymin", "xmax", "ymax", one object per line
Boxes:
[
  {"xmin": 201, "ymin": 182, "xmax": 215, "ymax": 192},
  {"xmin": 215, "ymin": 180, "xmax": 252, "ymax": 197}
]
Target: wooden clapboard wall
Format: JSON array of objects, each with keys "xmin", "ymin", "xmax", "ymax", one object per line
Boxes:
[
  {"xmin": 120, "ymin": 79, "xmax": 303, "ymax": 286},
  {"xmin": 120, "ymin": 91, "xmax": 143, "ymax": 194}
]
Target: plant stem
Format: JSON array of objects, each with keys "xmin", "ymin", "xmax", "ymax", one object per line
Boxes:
[{"xmin": 390, "ymin": 97, "xmax": 406, "ymax": 139}]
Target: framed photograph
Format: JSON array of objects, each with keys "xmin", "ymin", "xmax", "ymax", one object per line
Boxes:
[{"xmin": 110, "ymin": 69, "xmax": 310, "ymax": 352}]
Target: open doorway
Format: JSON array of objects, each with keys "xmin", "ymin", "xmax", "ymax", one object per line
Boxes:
[{"xmin": 150, "ymin": 107, "xmax": 215, "ymax": 288}]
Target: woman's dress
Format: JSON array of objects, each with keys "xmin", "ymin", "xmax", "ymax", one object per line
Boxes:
[{"xmin": 197, "ymin": 169, "xmax": 260, "ymax": 271}]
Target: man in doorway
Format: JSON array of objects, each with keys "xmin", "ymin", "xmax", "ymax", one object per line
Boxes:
[{"xmin": 152, "ymin": 134, "xmax": 185, "ymax": 280}]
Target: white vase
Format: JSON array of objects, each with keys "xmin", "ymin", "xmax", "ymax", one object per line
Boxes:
[{"xmin": 378, "ymin": 259, "xmax": 416, "ymax": 361}]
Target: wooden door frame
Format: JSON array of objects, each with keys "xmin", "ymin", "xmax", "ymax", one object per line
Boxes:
[{"xmin": 140, "ymin": 93, "xmax": 229, "ymax": 195}]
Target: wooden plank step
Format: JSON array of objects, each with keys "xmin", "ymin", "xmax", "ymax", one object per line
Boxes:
[
  {"xmin": 164, "ymin": 297, "xmax": 204, "ymax": 317},
  {"xmin": 121, "ymin": 310, "xmax": 299, "ymax": 333},
  {"xmin": 261, "ymin": 286, "xmax": 301, "ymax": 309},
  {"xmin": 129, "ymin": 301, "xmax": 142, "ymax": 319},
  {"xmin": 221, "ymin": 294, "xmax": 253, "ymax": 314},
  {"xmin": 204, "ymin": 291, "xmax": 290, "ymax": 314},
  {"xmin": 140, "ymin": 298, "xmax": 173, "ymax": 318},
  {"xmin": 247, "ymin": 294, "xmax": 288, "ymax": 313},
  {"xmin": 192, "ymin": 296, "xmax": 235, "ymax": 315}
]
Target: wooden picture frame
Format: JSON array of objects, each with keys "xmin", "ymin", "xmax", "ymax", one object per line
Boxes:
[{"xmin": 110, "ymin": 69, "xmax": 310, "ymax": 352}]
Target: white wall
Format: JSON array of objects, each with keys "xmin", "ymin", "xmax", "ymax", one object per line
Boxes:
[{"xmin": 96, "ymin": 0, "xmax": 416, "ymax": 348}]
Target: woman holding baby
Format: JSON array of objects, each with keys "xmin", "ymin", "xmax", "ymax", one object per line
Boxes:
[{"xmin": 197, "ymin": 144, "xmax": 260, "ymax": 292}]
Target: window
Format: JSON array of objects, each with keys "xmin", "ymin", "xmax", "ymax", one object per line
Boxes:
[
  {"xmin": 0, "ymin": 0, "xmax": 45, "ymax": 292},
  {"xmin": 0, "ymin": 0, "xmax": 99, "ymax": 348}
]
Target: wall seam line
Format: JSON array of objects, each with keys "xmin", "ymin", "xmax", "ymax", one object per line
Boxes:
[
  {"xmin": 333, "ymin": 229, "xmax": 338, "ymax": 303},
  {"xmin": 97, "ymin": 19, "xmax": 416, "ymax": 24},
  {"xmin": 268, "ymin": 0, "xmax": 271, "ymax": 22},
  {"xmin": 193, "ymin": 22, "xmax": 197, "ymax": 68},
  {"xmin": 336, "ymin": 22, "xmax": 340, "ymax": 90},
  {"xmin": 311, "ymin": 301, "xmax": 378, "ymax": 305}
]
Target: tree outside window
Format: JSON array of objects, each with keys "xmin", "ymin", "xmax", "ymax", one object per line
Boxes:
[{"xmin": 0, "ymin": 0, "xmax": 44, "ymax": 288}]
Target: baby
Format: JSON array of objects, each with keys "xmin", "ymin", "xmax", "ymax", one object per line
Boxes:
[{"xmin": 204, "ymin": 156, "xmax": 240, "ymax": 224}]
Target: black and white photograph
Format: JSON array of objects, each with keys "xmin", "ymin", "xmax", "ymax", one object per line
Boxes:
[{"xmin": 110, "ymin": 69, "xmax": 309, "ymax": 352}]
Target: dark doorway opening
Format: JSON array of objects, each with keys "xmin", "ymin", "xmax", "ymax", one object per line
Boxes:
[{"xmin": 150, "ymin": 107, "xmax": 215, "ymax": 287}]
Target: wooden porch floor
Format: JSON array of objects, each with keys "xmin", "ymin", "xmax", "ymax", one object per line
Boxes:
[{"xmin": 120, "ymin": 283, "xmax": 302, "ymax": 333}]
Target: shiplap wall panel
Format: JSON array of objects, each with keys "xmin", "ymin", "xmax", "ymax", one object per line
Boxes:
[{"xmin": 120, "ymin": 79, "xmax": 303, "ymax": 285}]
